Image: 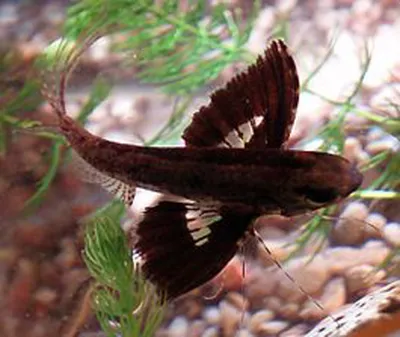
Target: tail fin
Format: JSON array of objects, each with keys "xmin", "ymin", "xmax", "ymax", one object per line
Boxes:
[
  {"xmin": 40, "ymin": 35, "xmax": 99, "ymax": 131},
  {"xmin": 39, "ymin": 35, "xmax": 137, "ymax": 208}
]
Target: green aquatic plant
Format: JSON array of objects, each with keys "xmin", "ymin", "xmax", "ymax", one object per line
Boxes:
[
  {"xmin": 65, "ymin": 0, "xmax": 259, "ymax": 95},
  {"xmin": 292, "ymin": 37, "xmax": 399, "ymax": 266},
  {"xmin": 83, "ymin": 201, "xmax": 166, "ymax": 337},
  {"xmin": 0, "ymin": 48, "xmax": 42, "ymax": 155}
]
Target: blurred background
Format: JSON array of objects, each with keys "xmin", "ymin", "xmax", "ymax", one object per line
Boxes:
[{"xmin": 0, "ymin": 0, "xmax": 398, "ymax": 336}]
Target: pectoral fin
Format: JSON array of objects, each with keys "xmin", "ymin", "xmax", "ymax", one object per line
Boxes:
[{"xmin": 133, "ymin": 201, "xmax": 254, "ymax": 299}]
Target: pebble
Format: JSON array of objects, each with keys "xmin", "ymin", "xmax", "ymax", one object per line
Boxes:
[
  {"xmin": 343, "ymin": 137, "xmax": 370, "ymax": 165},
  {"xmin": 366, "ymin": 127, "xmax": 387, "ymax": 143},
  {"xmin": 263, "ymin": 296, "xmax": 283, "ymax": 313},
  {"xmin": 277, "ymin": 303, "xmax": 300, "ymax": 321},
  {"xmin": 277, "ymin": 255, "xmax": 331, "ymax": 303},
  {"xmin": 345, "ymin": 264, "xmax": 386, "ymax": 295},
  {"xmin": 177, "ymin": 298, "xmax": 203, "ymax": 319},
  {"xmin": 235, "ymin": 329, "xmax": 254, "ymax": 337},
  {"xmin": 187, "ymin": 320, "xmax": 206, "ymax": 337},
  {"xmin": 318, "ymin": 277, "xmax": 346, "ymax": 313},
  {"xmin": 246, "ymin": 269, "xmax": 279, "ymax": 307},
  {"xmin": 0, "ymin": 248, "xmax": 19, "ymax": 270},
  {"xmin": 383, "ymin": 222, "xmax": 400, "ymax": 247},
  {"xmin": 14, "ymin": 223, "xmax": 54, "ymax": 250},
  {"xmin": 363, "ymin": 25, "xmax": 400, "ymax": 88},
  {"xmin": 7, "ymin": 258, "xmax": 38, "ymax": 315},
  {"xmin": 203, "ymin": 306, "xmax": 220, "ymax": 325},
  {"xmin": 299, "ymin": 277, "xmax": 346, "ymax": 321},
  {"xmin": 365, "ymin": 135, "xmax": 400, "ymax": 155},
  {"xmin": 32, "ymin": 287, "xmax": 58, "ymax": 317},
  {"xmin": 202, "ymin": 327, "xmax": 219, "ymax": 337},
  {"xmin": 0, "ymin": 4, "xmax": 17, "ymax": 25},
  {"xmin": 219, "ymin": 300, "xmax": 242, "ymax": 337},
  {"xmin": 256, "ymin": 225, "xmax": 286, "ymax": 240},
  {"xmin": 258, "ymin": 238, "xmax": 295, "ymax": 266},
  {"xmin": 326, "ymin": 241, "xmax": 390, "ymax": 274},
  {"xmin": 383, "ymin": 222, "xmax": 400, "ymax": 246},
  {"xmin": 167, "ymin": 316, "xmax": 189, "ymax": 337},
  {"xmin": 88, "ymin": 36, "xmax": 111, "ymax": 62},
  {"xmin": 369, "ymin": 83, "xmax": 400, "ymax": 116},
  {"xmin": 55, "ymin": 238, "xmax": 80, "ymax": 269},
  {"xmin": 364, "ymin": 212, "xmax": 387, "ymax": 238},
  {"xmin": 280, "ymin": 323, "xmax": 309, "ymax": 337},
  {"xmin": 226, "ymin": 292, "xmax": 249, "ymax": 312},
  {"xmin": 33, "ymin": 287, "xmax": 58, "ymax": 306},
  {"xmin": 248, "ymin": 309, "xmax": 275, "ymax": 335},
  {"xmin": 332, "ymin": 202, "xmax": 369, "ymax": 245},
  {"xmin": 276, "ymin": 0, "xmax": 298, "ymax": 14},
  {"xmin": 257, "ymin": 320, "xmax": 290, "ymax": 335}
]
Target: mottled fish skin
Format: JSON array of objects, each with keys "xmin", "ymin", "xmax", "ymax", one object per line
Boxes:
[{"xmin": 42, "ymin": 39, "xmax": 363, "ymax": 299}]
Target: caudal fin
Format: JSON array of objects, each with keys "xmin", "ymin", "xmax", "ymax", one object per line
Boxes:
[
  {"xmin": 39, "ymin": 35, "xmax": 138, "ymax": 207},
  {"xmin": 40, "ymin": 35, "xmax": 99, "ymax": 126}
]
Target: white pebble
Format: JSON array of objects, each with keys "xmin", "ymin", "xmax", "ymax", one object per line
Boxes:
[
  {"xmin": 365, "ymin": 136, "xmax": 400, "ymax": 155},
  {"xmin": 332, "ymin": 202, "xmax": 369, "ymax": 245},
  {"xmin": 226, "ymin": 292, "xmax": 249, "ymax": 312},
  {"xmin": 326, "ymin": 241, "xmax": 390, "ymax": 274},
  {"xmin": 264, "ymin": 296, "xmax": 283, "ymax": 313},
  {"xmin": 345, "ymin": 264, "xmax": 386, "ymax": 295},
  {"xmin": 300, "ymin": 277, "xmax": 346, "ymax": 320},
  {"xmin": 343, "ymin": 137, "xmax": 370, "ymax": 165},
  {"xmin": 202, "ymin": 327, "xmax": 218, "ymax": 337},
  {"xmin": 366, "ymin": 127, "xmax": 386, "ymax": 143},
  {"xmin": 280, "ymin": 324, "xmax": 309, "ymax": 337},
  {"xmin": 203, "ymin": 306, "xmax": 220, "ymax": 325},
  {"xmin": 88, "ymin": 36, "xmax": 111, "ymax": 61},
  {"xmin": 168, "ymin": 316, "xmax": 189, "ymax": 337},
  {"xmin": 319, "ymin": 277, "xmax": 347, "ymax": 313},
  {"xmin": 236, "ymin": 329, "xmax": 254, "ymax": 337},
  {"xmin": 384, "ymin": 222, "xmax": 400, "ymax": 246},
  {"xmin": 248, "ymin": 309, "xmax": 275, "ymax": 335},
  {"xmin": 257, "ymin": 320, "xmax": 289, "ymax": 335},
  {"xmin": 364, "ymin": 213, "xmax": 386, "ymax": 238},
  {"xmin": 219, "ymin": 300, "xmax": 242, "ymax": 337},
  {"xmin": 188, "ymin": 320, "xmax": 206, "ymax": 337},
  {"xmin": 277, "ymin": 303, "xmax": 300, "ymax": 321},
  {"xmin": 277, "ymin": 255, "xmax": 331, "ymax": 303}
]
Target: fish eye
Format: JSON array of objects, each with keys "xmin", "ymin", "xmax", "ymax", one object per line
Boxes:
[{"xmin": 296, "ymin": 186, "xmax": 338, "ymax": 205}]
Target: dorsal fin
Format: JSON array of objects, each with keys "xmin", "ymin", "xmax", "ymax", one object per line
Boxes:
[{"xmin": 183, "ymin": 39, "xmax": 299, "ymax": 149}]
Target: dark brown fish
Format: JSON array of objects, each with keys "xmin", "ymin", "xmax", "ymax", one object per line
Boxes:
[{"xmin": 43, "ymin": 39, "xmax": 362, "ymax": 299}]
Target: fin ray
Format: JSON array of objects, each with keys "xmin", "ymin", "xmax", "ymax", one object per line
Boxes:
[
  {"xmin": 183, "ymin": 39, "xmax": 299, "ymax": 149},
  {"xmin": 134, "ymin": 201, "xmax": 254, "ymax": 299},
  {"xmin": 69, "ymin": 150, "xmax": 135, "ymax": 207}
]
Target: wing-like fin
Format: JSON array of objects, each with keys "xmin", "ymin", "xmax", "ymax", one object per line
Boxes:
[
  {"xmin": 133, "ymin": 201, "xmax": 254, "ymax": 299},
  {"xmin": 183, "ymin": 39, "xmax": 299, "ymax": 149},
  {"xmin": 69, "ymin": 151, "xmax": 135, "ymax": 207}
]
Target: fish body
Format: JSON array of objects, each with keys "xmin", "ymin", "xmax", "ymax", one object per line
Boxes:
[
  {"xmin": 66, "ymin": 126, "xmax": 361, "ymax": 215},
  {"xmin": 44, "ymin": 39, "xmax": 362, "ymax": 299}
]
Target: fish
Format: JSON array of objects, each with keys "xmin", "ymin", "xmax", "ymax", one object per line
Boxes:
[
  {"xmin": 305, "ymin": 281, "xmax": 400, "ymax": 337},
  {"xmin": 42, "ymin": 39, "xmax": 363, "ymax": 300}
]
